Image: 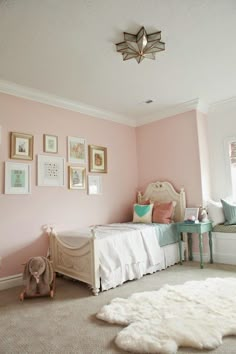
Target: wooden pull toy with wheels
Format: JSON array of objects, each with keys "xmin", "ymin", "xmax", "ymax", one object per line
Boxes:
[{"xmin": 20, "ymin": 256, "xmax": 55, "ymax": 301}]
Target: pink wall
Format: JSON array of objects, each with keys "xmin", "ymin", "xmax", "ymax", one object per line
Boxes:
[
  {"xmin": 0, "ymin": 93, "xmax": 210, "ymax": 278},
  {"xmin": 136, "ymin": 110, "xmax": 210, "ymax": 254},
  {"xmin": 0, "ymin": 93, "xmax": 138, "ymax": 277},
  {"xmin": 136, "ymin": 111, "xmax": 202, "ymax": 207},
  {"xmin": 196, "ymin": 111, "xmax": 211, "ymax": 203}
]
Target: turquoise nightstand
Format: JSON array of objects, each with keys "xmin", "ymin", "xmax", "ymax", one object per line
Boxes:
[{"xmin": 177, "ymin": 221, "xmax": 213, "ymax": 269}]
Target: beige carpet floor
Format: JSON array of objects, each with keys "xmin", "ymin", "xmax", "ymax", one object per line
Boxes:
[{"xmin": 1, "ymin": 262, "xmax": 236, "ymax": 354}]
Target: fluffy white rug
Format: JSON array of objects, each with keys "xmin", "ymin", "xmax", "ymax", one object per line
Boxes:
[{"xmin": 97, "ymin": 277, "xmax": 236, "ymax": 354}]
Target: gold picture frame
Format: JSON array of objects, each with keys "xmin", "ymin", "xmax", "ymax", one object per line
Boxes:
[
  {"xmin": 10, "ymin": 132, "xmax": 33, "ymax": 160},
  {"xmin": 68, "ymin": 166, "xmax": 86, "ymax": 190},
  {"xmin": 43, "ymin": 134, "xmax": 58, "ymax": 153},
  {"xmin": 88, "ymin": 145, "xmax": 107, "ymax": 173}
]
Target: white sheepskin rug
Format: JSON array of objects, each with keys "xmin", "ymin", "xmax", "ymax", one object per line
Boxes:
[{"xmin": 96, "ymin": 277, "xmax": 236, "ymax": 354}]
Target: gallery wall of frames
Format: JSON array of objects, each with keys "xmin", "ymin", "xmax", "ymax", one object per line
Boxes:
[
  {"xmin": 0, "ymin": 92, "xmax": 141, "ymax": 278},
  {"xmin": 5, "ymin": 131, "xmax": 107, "ymax": 196}
]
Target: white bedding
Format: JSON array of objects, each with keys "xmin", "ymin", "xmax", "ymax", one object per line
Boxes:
[
  {"xmin": 56, "ymin": 223, "xmax": 176, "ymax": 291},
  {"xmin": 49, "ymin": 181, "xmax": 185, "ymax": 294}
]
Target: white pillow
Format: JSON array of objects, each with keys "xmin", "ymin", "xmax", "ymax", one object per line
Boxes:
[{"xmin": 207, "ymin": 200, "xmax": 225, "ymax": 227}]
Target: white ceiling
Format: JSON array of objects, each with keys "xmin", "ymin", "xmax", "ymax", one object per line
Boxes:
[{"xmin": 0, "ymin": 0, "xmax": 236, "ymax": 126}]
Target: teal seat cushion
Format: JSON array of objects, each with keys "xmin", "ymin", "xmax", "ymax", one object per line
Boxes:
[{"xmin": 221, "ymin": 199, "xmax": 236, "ymax": 225}]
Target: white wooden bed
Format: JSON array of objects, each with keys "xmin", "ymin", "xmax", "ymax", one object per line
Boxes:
[{"xmin": 48, "ymin": 181, "xmax": 186, "ymax": 295}]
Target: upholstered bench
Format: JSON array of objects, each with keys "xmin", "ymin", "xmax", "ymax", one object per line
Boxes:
[{"xmin": 212, "ymin": 224, "xmax": 236, "ymax": 265}]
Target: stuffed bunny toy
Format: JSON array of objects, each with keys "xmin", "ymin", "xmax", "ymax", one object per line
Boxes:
[{"xmin": 23, "ymin": 256, "xmax": 54, "ymax": 296}]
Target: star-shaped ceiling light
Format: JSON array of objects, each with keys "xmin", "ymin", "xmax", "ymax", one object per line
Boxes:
[{"xmin": 116, "ymin": 26, "xmax": 165, "ymax": 64}]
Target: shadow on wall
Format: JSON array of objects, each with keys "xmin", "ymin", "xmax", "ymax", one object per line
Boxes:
[{"xmin": 0, "ymin": 232, "xmax": 49, "ymax": 278}]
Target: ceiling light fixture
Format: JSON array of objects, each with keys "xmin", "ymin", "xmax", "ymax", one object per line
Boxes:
[{"xmin": 116, "ymin": 26, "xmax": 165, "ymax": 64}]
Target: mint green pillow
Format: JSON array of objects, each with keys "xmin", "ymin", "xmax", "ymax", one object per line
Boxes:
[
  {"xmin": 221, "ymin": 199, "xmax": 236, "ymax": 225},
  {"xmin": 133, "ymin": 203, "xmax": 153, "ymax": 223}
]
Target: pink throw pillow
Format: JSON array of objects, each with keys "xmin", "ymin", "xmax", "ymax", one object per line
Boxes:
[{"xmin": 152, "ymin": 202, "xmax": 174, "ymax": 224}]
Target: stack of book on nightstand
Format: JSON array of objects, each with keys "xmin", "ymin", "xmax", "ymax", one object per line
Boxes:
[{"xmin": 184, "ymin": 219, "xmax": 199, "ymax": 224}]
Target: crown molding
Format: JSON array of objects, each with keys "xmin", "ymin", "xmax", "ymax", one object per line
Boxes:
[
  {"xmin": 2, "ymin": 79, "xmax": 224, "ymax": 127},
  {"xmin": 209, "ymin": 96, "xmax": 236, "ymax": 112},
  {"xmin": 0, "ymin": 79, "xmax": 136, "ymax": 127},
  {"xmin": 136, "ymin": 98, "xmax": 208, "ymax": 127}
]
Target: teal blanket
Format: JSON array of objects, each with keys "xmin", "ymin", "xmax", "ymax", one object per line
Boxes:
[{"xmin": 154, "ymin": 223, "xmax": 178, "ymax": 247}]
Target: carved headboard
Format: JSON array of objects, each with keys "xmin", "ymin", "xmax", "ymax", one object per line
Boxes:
[{"xmin": 138, "ymin": 181, "xmax": 186, "ymax": 222}]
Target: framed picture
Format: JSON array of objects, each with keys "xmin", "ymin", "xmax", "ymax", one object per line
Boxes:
[
  {"xmin": 88, "ymin": 145, "xmax": 107, "ymax": 173},
  {"xmin": 184, "ymin": 207, "xmax": 199, "ymax": 221},
  {"xmin": 37, "ymin": 155, "xmax": 65, "ymax": 187},
  {"xmin": 5, "ymin": 162, "xmax": 31, "ymax": 194},
  {"xmin": 68, "ymin": 166, "xmax": 86, "ymax": 190},
  {"xmin": 88, "ymin": 175, "xmax": 102, "ymax": 195},
  {"xmin": 43, "ymin": 134, "xmax": 58, "ymax": 153},
  {"xmin": 10, "ymin": 132, "xmax": 33, "ymax": 160},
  {"xmin": 68, "ymin": 136, "xmax": 86, "ymax": 164}
]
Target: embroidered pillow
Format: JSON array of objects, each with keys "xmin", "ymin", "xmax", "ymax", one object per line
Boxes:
[
  {"xmin": 207, "ymin": 200, "xmax": 225, "ymax": 226},
  {"xmin": 152, "ymin": 202, "xmax": 174, "ymax": 224},
  {"xmin": 221, "ymin": 199, "xmax": 236, "ymax": 225},
  {"xmin": 133, "ymin": 203, "xmax": 153, "ymax": 223}
]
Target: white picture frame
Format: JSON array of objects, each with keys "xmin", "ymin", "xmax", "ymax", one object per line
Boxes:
[
  {"xmin": 88, "ymin": 175, "xmax": 102, "ymax": 195},
  {"xmin": 37, "ymin": 155, "xmax": 65, "ymax": 187},
  {"xmin": 5, "ymin": 162, "xmax": 31, "ymax": 194},
  {"xmin": 68, "ymin": 136, "xmax": 86, "ymax": 164},
  {"xmin": 184, "ymin": 207, "xmax": 199, "ymax": 221}
]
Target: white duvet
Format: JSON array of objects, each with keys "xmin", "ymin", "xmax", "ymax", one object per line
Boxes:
[{"xmin": 57, "ymin": 223, "xmax": 162, "ymax": 290}]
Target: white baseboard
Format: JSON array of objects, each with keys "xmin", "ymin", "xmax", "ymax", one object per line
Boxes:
[
  {"xmin": 192, "ymin": 251, "xmax": 236, "ymax": 265},
  {"xmin": 192, "ymin": 252, "xmax": 209, "ymax": 262},
  {"xmin": 0, "ymin": 273, "xmax": 23, "ymax": 291},
  {"xmin": 213, "ymin": 253, "xmax": 236, "ymax": 265}
]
